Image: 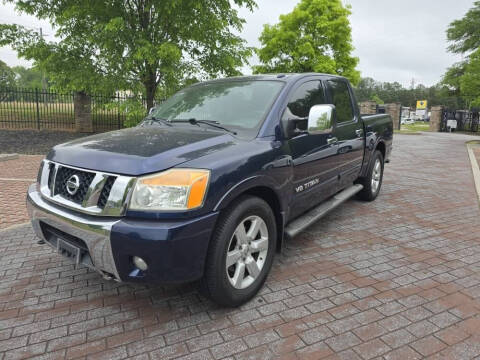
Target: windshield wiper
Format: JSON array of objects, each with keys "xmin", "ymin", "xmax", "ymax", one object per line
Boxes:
[
  {"xmin": 171, "ymin": 118, "xmax": 237, "ymax": 135},
  {"xmin": 146, "ymin": 116, "xmax": 172, "ymax": 126}
]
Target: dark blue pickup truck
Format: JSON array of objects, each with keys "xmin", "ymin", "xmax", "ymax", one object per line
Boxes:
[{"xmin": 27, "ymin": 73, "xmax": 392, "ymax": 306}]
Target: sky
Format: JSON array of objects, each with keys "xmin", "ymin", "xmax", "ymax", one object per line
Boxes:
[{"xmin": 0, "ymin": 0, "xmax": 474, "ymax": 87}]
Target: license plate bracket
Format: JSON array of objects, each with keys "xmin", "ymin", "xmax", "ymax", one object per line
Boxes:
[{"xmin": 56, "ymin": 238, "xmax": 81, "ymax": 266}]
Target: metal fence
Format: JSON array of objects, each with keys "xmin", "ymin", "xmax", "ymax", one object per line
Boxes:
[
  {"xmin": 441, "ymin": 109, "xmax": 480, "ymax": 132},
  {"xmin": 0, "ymin": 88, "xmax": 147, "ymax": 132}
]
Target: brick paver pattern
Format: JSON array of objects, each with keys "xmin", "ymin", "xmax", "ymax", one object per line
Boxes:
[
  {"xmin": 0, "ymin": 155, "xmax": 43, "ymax": 229},
  {"xmin": 1, "ymin": 133, "xmax": 480, "ymax": 359}
]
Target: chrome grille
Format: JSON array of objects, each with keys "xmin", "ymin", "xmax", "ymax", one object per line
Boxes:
[
  {"xmin": 97, "ymin": 176, "xmax": 116, "ymax": 209},
  {"xmin": 54, "ymin": 166, "xmax": 95, "ymax": 204},
  {"xmin": 38, "ymin": 160, "xmax": 135, "ymax": 216}
]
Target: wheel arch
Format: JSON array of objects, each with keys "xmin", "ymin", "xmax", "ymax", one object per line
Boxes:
[
  {"xmin": 375, "ymin": 140, "xmax": 386, "ymax": 160},
  {"xmin": 214, "ymin": 179, "xmax": 286, "ymax": 253}
]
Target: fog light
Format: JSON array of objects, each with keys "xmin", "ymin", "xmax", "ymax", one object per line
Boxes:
[{"xmin": 133, "ymin": 256, "xmax": 148, "ymax": 271}]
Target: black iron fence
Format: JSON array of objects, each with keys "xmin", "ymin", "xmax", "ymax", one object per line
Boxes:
[
  {"xmin": 0, "ymin": 88, "xmax": 147, "ymax": 132},
  {"xmin": 441, "ymin": 109, "xmax": 480, "ymax": 132}
]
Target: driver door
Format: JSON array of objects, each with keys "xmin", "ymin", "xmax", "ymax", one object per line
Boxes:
[{"xmin": 285, "ymin": 80, "xmax": 340, "ymax": 219}]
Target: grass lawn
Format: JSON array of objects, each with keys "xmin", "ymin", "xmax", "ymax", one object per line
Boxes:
[
  {"xmin": 0, "ymin": 101, "xmax": 128, "ymax": 131},
  {"xmin": 395, "ymin": 121, "xmax": 430, "ymax": 134}
]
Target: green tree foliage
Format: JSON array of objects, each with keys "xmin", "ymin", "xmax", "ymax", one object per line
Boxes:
[
  {"xmin": 11, "ymin": 66, "xmax": 45, "ymax": 89},
  {"xmin": 0, "ymin": 60, "xmax": 16, "ymax": 101},
  {"xmin": 0, "ymin": 0, "xmax": 256, "ymax": 108},
  {"xmin": 460, "ymin": 49, "xmax": 480, "ymax": 107},
  {"xmin": 442, "ymin": 62, "xmax": 466, "ymax": 94},
  {"xmin": 447, "ymin": 1, "xmax": 480, "ymax": 54},
  {"xmin": 370, "ymin": 94, "xmax": 384, "ymax": 105},
  {"xmin": 443, "ymin": 1, "xmax": 480, "ymax": 108},
  {"xmin": 0, "ymin": 60, "xmax": 16, "ymax": 88},
  {"xmin": 253, "ymin": 0, "xmax": 360, "ymax": 85},
  {"xmin": 354, "ymin": 77, "xmax": 465, "ymax": 109}
]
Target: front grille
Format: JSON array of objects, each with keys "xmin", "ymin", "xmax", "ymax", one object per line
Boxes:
[
  {"xmin": 40, "ymin": 161, "xmax": 133, "ymax": 216},
  {"xmin": 98, "ymin": 176, "xmax": 116, "ymax": 209},
  {"xmin": 54, "ymin": 166, "xmax": 95, "ymax": 204},
  {"xmin": 47, "ymin": 162, "xmax": 55, "ymax": 190}
]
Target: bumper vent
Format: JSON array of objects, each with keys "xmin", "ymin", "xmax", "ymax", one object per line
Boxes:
[{"xmin": 54, "ymin": 166, "xmax": 95, "ymax": 204}]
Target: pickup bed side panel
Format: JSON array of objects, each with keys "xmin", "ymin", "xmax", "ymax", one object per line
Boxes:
[{"xmin": 360, "ymin": 114, "xmax": 394, "ymax": 178}]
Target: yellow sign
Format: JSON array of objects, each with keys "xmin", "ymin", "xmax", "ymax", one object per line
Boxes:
[{"xmin": 416, "ymin": 100, "xmax": 428, "ymax": 110}]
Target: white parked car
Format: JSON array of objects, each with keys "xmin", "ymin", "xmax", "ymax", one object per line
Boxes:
[{"xmin": 401, "ymin": 118, "xmax": 415, "ymax": 125}]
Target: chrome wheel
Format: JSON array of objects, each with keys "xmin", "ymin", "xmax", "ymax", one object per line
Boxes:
[
  {"xmin": 226, "ymin": 215, "xmax": 269, "ymax": 290},
  {"xmin": 371, "ymin": 158, "xmax": 382, "ymax": 194}
]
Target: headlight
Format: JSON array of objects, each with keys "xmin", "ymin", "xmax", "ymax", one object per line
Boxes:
[{"xmin": 129, "ymin": 169, "xmax": 210, "ymax": 211}]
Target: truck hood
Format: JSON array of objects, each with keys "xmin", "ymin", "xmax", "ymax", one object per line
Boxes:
[{"xmin": 47, "ymin": 125, "xmax": 237, "ymax": 176}]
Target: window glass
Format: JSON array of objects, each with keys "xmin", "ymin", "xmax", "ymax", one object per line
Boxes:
[
  {"xmin": 283, "ymin": 81, "xmax": 325, "ymax": 119},
  {"xmin": 151, "ymin": 80, "xmax": 284, "ymax": 131},
  {"xmin": 328, "ymin": 80, "xmax": 354, "ymax": 123}
]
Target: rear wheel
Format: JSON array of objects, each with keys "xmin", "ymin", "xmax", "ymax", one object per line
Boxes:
[
  {"xmin": 357, "ymin": 150, "xmax": 384, "ymax": 201},
  {"xmin": 201, "ymin": 196, "xmax": 276, "ymax": 307}
]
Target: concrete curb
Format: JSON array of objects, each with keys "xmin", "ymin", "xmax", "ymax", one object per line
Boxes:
[
  {"xmin": 466, "ymin": 143, "xmax": 480, "ymax": 204},
  {"xmin": 0, "ymin": 153, "xmax": 19, "ymax": 162}
]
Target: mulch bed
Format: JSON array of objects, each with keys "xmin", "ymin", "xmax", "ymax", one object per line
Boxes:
[{"xmin": 0, "ymin": 130, "xmax": 91, "ymax": 155}]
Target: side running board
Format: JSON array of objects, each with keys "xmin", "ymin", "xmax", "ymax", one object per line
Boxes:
[{"xmin": 284, "ymin": 184, "xmax": 364, "ymax": 239}]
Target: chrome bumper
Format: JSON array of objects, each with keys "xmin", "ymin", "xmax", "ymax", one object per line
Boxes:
[{"xmin": 26, "ymin": 184, "xmax": 121, "ymax": 280}]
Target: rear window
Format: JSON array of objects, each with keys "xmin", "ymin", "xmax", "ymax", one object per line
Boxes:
[{"xmin": 328, "ymin": 80, "xmax": 354, "ymax": 123}]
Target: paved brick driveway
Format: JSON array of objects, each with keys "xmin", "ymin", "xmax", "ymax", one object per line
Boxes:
[
  {"xmin": 0, "ymin": 156, "xmax": 44, "ymax": 230},
  {"xmin": 1, "ymin": 133, "xmax": 480, "ymax": 360}
]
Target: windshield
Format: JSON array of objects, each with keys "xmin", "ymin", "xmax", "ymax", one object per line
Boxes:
[{"xmin": 149, "ymin": 80, "xmax": 284, "ymax": 133}]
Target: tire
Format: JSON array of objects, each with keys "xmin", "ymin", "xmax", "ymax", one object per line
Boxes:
[
  {"xmin": 200, "ymin": 196, "xmax": 276, "ymax": 307},
  {"xmin": 356, "ymin": 150, "xmax": 384, "ymax": 201}
]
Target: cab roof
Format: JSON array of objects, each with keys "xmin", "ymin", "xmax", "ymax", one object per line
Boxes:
[{"xmin": 194, "ymin": 73, "xmax": 347, "ymax": 86}]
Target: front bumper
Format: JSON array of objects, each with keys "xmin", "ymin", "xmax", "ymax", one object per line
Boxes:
[{"xmin": 27, "ymin": 184, "xmax": 218, "ymax": 283}]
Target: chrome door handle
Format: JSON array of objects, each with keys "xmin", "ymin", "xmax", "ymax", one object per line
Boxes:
[
  {"xmin": 327, "ymin": 137, "xmax": 338, "ymax": 145},
  {"xmin": 355, "ymin": 129, "xmax": 363, "ymax": 137}
]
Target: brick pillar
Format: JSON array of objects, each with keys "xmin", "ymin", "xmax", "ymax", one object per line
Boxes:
[
  {"xmin": 430, "ymin": 106, "xmax": 444, "ymax": 132},
  {"xmin": 359, "ymin": 101, "xmax": 377, "ymax": 115},
  {"xmin": 74, "ymin": 92, "xmax": 93, "ymax": 133},
  {"xmin": 385, "ymin": 103, "xmax": 401, "ymax": 130}
]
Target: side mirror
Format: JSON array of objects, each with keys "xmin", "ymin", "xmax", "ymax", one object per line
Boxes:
[
  {"xmin": 307, "ymin": 104, "xmax": 335, "ymax": 134},
  {"xmin": 148, "ymin": 106, "xmax": 157, "ymax": 115}
]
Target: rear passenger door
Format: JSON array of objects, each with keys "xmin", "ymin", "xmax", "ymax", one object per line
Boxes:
[
  {"xmin": 328, "ymin": 80, "xmax": 364, "ymax": 190},
  {"xmin": 285, "ymin": 80, "xmax": 340, "ymax": 218}
]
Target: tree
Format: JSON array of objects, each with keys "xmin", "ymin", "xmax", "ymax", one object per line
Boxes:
[
  {"xmin": 12, "ymin": 66, "xmax": 45, "ymax": 89},
  {"xmin": 370, "ymin": 94, "xmax": 384, "ymax": 105},
  {"xmin": 0, "ymin": 60, "xmax": 15, "ymax": 88},
  {"xmin": 253, "ymin": 0, "xmax": 360, "ymax": 85},
  {"xmin": 0, "ymin": 60, "xmax": 16, "ymax": 102},
  {"xmin": 0, "ymin": 0, "xmax": 256, "ymax": 108},
  {"xmin": 447, "ymin": 1, "xmax": 480, "ymax": 54},
  {"xmin": 353, "ymin": 77, "xmax": 464, "ymax": 109},
  {"xmin": 443, "ymin": 1, "xmax": 480, "ymax": 108},
  {"xmin": 460, "ymin": 49, "xmax": 480, "ymax": 107}
]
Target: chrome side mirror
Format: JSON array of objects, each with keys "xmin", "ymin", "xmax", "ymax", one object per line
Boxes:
[
  {"xmin": 308, "ymin": 105, "xmax": 335, "ymax": 134},
  {"xmin": 148, "ymin": 106, "xmax": 157, "ymax": 115}
]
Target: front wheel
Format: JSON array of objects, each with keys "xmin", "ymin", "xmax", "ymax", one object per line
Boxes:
[
  {"xmin": 201, "ymin": 196, "xmax": 276, "ymax": 307},
  {"xmin": 357, "ymin": 150, "xmax": 384, "ymax": 201}
]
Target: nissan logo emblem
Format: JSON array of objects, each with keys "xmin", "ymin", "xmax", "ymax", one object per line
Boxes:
[{"xmin": 66, "ymin": 174, "xmax": 81, "ymax": 195}]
